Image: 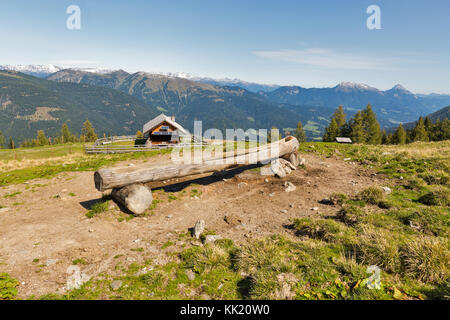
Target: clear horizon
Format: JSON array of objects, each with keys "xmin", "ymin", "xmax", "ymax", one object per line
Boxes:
[{"xmin": 1, "ymin": 0, "xmax": 449, "ymax": 94}]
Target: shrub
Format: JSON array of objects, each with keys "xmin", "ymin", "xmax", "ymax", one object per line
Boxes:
[
  {"xmin": 357, "ymin": 187, "xmax": 385, "ymax": 205},
  {"xmin": 336, "ymin": 205, "xmax": 366, "ymax": 226},
  {"xmin": 85, "ymin": 199, "xmax": 109, "ymax": 218},
  {"xmin": 329, "ymin": 193, "xmax": 348, "ymax": 205},
  {"xmin": 293, "ymin": 218, "xmax": 345, "ymax": 242},
  {"xmin": 418, "ymin": 187, "xmax": 450, "ymax": 206},
  {"xmin": 0, "ymin": 273, "xmax": 19, "ymax": 300},
  {"xmin": 400, "ymin": 236, "xmax": 449, "ymax": 283},
  {"xmin": 353, "ymin": 225, "xmax": 401, "ymax": 273}
]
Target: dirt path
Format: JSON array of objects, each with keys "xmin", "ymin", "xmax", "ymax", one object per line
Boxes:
[{"xmin": 0, "ymin": 153, "xmax": 386, "ymax": 298}]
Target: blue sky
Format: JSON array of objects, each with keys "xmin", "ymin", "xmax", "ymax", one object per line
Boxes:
[{"xmin": 0, "ymin": 0, "xmax": 449, "ymax": 93}]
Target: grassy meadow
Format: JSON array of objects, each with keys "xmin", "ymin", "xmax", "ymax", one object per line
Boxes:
[{"xmin": 1, "ymin": 141, "xmax": 449, "ymax": 300}]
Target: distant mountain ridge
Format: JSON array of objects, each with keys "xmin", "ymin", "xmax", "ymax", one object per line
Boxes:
[
  {"xmin": 260, "ymin": 82, "xmax": 450, "ymax": 128},
  {"xmin": 397, "ymin": 106, "xmax": 450, "ymax": 131}
]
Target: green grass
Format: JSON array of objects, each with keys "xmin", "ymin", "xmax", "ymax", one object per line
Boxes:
[
  {"xmin": 0, "ymin": 144, "xmax": 171, "ymax": 186},
  {"xmin": 85, "ymin": 196, "xmax": 110, "ymax": 219},
  {"xmin": 0, "ymin": 272, "xmax": 19, "ymax": 300},
  {"xmin": 21, "ymin": 141, "xmax": 450, "ymax": 300}
]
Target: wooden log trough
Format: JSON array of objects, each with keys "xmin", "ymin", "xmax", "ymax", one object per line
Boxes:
[{"xmin": 94, "ymin": 136, "xmax": 301, "ymax": 215}]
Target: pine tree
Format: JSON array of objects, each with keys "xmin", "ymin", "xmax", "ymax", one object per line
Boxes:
[
  {"xmin": 333, "ymin": 105, "xmax": 347, "ymax": 134},
  {"xmin": 381, "ymin": 130, "xmax": 388, "ymax": 144},
  {"xmin": 362, "ymin": 104, "xmax": 382, "ymax": 144},
  {"xmin": 392, "ymin": 124, "xmax": 406, "ymax": 144},
  {"xmin": 323, "ymin": 118, "xmax": 339, "ymax": 142},
  {"xmin": 294, "ymin": 120, "xmax": 306, "ymax": 142},
  {"xmin": 61, "ymin": 123, "xmax": 72, "ymax": 144},
  {"xmin": 411, "ymin": 117, "xmax": 429, "ymax": 142},
  {"xmin": 8, "ymin": 137, "xmax": 15, "ymax": 149},
  {"xmin": 0, "ymin": 130, "xmax": 4, "ymax": 149},
  {"xmin": 349, "ymin": 111, "xmax": 366, "ymax": 143},
  {"xmin": 82, "ymin": 120, "xmax": 98, "ymax": 142},
  {"xmin": 37, "ymin": 130, "xmax": 49, "ymax": 146}
]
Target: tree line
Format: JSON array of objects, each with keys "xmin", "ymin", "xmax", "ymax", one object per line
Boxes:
[
  {"xmin": 0, "ymin": 120, "xmax": 98, "ymax": 149},
  {"xmin": 322, "ymin": 104, "xmax": 449, "ymax": 144}
]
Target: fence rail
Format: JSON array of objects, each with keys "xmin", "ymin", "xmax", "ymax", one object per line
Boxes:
[{"xmin": 84, "ymin": 143, "xmax": 206, "ymax": 154}]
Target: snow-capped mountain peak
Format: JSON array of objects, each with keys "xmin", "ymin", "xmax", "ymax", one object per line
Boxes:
[
  {"xmin": 335, "ymin": 81, "xmax": 379, "ymax": 92},
  {"xmin": 0, "ymin": 64, "xmax": 62, "ymax": 77}
]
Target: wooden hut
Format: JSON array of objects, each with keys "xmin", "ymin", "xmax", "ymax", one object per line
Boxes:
[{"xmin": 142, "ymin": 114, "xmax": 189, "ymax": 145}]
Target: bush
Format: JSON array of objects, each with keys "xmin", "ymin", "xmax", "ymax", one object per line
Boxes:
[
  {"xmin": 357, "ymin": 187, "xmax": 385, "ymax": 205},
  {"xmin": 0, "ymin": 273, "xmax": 19, "ymax": 300},
  {"xmin": 400, "ymin": 236, "xmax": 449, "ymax": 283},
  {"xmin": 329, "ymin": 193, "xmax": 348, "ymax": 205},
  {"xmin": 353, "ymin": 225, "xmax": 401, "ymax": 273},
  {"xmin": 418, "ymin": 187, "xmax": 450, "ymax": 206},
  {"xmin": 293, "ymin": 218, "xmax": 346, "ymax": 242},
  {"xmin": 336, "ymin": 205, "xmax": 366, "ymax": 226}
]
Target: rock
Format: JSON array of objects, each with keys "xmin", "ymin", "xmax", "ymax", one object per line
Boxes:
[
  {"xmin": 46, "ymin": 259, "xmax": 58, "ymax": 266},
  {"xmin": 166, "ymin": 214, "xmax": 173, "ymax": 219},
  {"xmin": 311, "ymin": 207, "xmax": 319, "ymax": 211},
  {"xmin": 0, "ymin": 207, "xmax": 10, "ymax": 213},
  {"xmin": 399, "ymin": 176, "xmax": 404, "ymax": 180},
  {"xmin": 284, "ymin": 181, "xmax": 296, "ymax": 193},
  {"xmin": 88, "ymin": 228, "xmax": 94, "ymax": 233},
  {"xmin": 185, "ymin": 269, "xmax": 195, "ymax": 281},
  {"xmin": 66, "ymin": 266, "xmax": 90, "ymax": 290},
  {"xmin": 280, "ymin": 158, "xmax": 296, "ymax": 171},
  {"xmin": 203, "ymin": 235, "xmax": 223, "ymax": 244},
  {"xmin": 268, "ymin": 193, "xmax": 275, "ymax": 197},
  {"xmin": 344, "ymin": 158, "xmax": 351, "ymax": 161},
  {"xmin": 111, "ymin": 183, "xmax": 153, "ymax": 215},
  {"xmin": 381, "ymin": 186, "xmax": 392, "ymax": 194},
  {"xmin": 280, "ymin": 209, "xmax": 288, "ymax": 214},
  {"xmin": 264, "ymin": 178, "xmax": 269, "ymax": 183},
  {"xmin": 288, "ymin": 153, "xmax": 300, "ymax": 167},
  {"xmin": 270, "ymin": 159, "xmax": 286, "ymax": 178},
  {"xmin": 299, "ymin": 158, "xmax": 306, "ymax": 166},
  {"xmin": 110, "ymin": 280, "xmax": 123, "ymax": 290},
  {"xmin": 193, "ymin": 220, "xmax": 205, "ymax": 239}
]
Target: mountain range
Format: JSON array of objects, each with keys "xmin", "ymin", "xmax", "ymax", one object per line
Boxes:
[{"xmin": 1, "ymin": 64, "xmax": 450, "ymax": 144}]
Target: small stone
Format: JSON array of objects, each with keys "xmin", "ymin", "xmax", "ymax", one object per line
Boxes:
[
  {"xmin": 311, "ymin": 207, "xmax": 319, "ymax": 211},
  {"xmin": 0, "ymin": 207, "xmax": 11, "ymax": 213},
  {"xmin": 166, "ymin": 214, "xmax": 173, "ymax": 219},
  {"xmin": 344, "ymin": 158, "xmax": 351, "ymax": 161},
  {"xmin": 280, "ymin": 209, "xmax": 288, "ymax": 214},
  {"xmin": 185, "ymin": 269, "xmax": 195, "ymax": 281},
  {"xmin": 289, "ymin": 204, "xmax": 294, "ymax": 208},
  {"xmin": 270, "ymin": 159, "xmax": 286, "ymax": 178},
  {"xmin": 193, "ymin": 220, "xmax": 205, "ymax": 239},
  {"xmin": 381, "ymin": 186, "xmax": 392, "ymax": 194},
  {"xmin": 46, "ymin": 259, "xmax": 58, "ymax": 266},
  {"xmin": 110, "ymin": 280, "xmax": 123, "ymax": 290},
  {"xmin": 264, "ymin": 178, "xmax": 269, "ymax": 183},
  {"xmin": 284, "ymin": 181, "xmax": 296, "ymax": 193},
  {"xmin": 268, "ymin": 193, "xmax": 274, "ymax": 197},
  {"xmin": 203, "ymin": 235, "xmax": 223, "ymax": 244},
  {"xmin": 299, "ymin": 158, "xmax": 306, "ymax": 166},
  {"xmin": 399, "ymin": 176, "xmax": 404, "ymax": 180},
  {"xmin": 133, "ymin": 239, "xmax": 141, "ymax": 243},
  {"xmin": 88, "ymin": 229, "xmax": 94, "ymax": 233}
]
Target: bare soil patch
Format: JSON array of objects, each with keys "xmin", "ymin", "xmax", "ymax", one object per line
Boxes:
[{"xmin": 0, "ymin": 153, "xmax": 385, "ymax": 298}]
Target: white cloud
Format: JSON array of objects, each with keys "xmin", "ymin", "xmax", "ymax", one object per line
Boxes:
[{"xmin": 252, "ymin": 48, "xmax": 392, "ymax": 70}]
